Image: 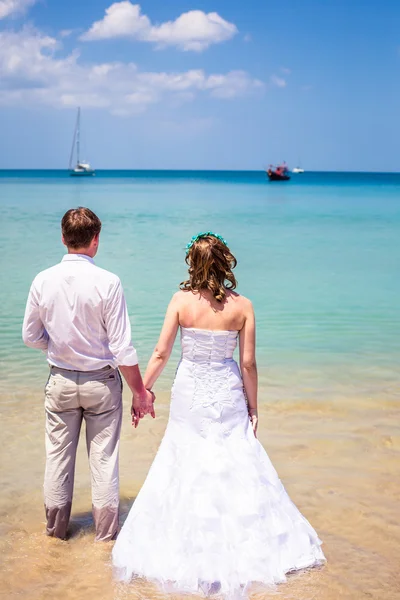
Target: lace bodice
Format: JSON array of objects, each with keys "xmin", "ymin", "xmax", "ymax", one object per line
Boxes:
[{"xmin": 180, "ymin": 327, "xmax": 238, "ymax": 363}]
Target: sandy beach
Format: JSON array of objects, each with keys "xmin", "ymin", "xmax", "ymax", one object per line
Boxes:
[{"xmin": 1, "ymin": 382, "xmax": 399, "ymax": 600}]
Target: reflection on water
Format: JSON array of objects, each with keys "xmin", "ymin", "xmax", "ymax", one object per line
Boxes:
[{"xmin": 1, "ymin": 383, "xmax": 399, "ymax": 600}]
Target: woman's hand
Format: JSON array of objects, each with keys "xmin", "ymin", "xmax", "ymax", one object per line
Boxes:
[
  {"xmin": 239, "ymin": 300, "xmax": 258, "ymax": 438},
  {"xmin": 249, "ymin": 408, "xmax": 258, "ymax": 437}
]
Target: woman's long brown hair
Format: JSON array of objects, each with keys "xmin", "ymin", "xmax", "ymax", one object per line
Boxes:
[{"xmin": 180, "ymin": 235, "xmax": 237, "ymax": 302}]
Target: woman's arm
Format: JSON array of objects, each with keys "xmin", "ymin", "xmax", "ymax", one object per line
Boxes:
[
  {"xmin": 239, "ymin": 300, "xmax": 258, "ymax": 436},
  {"xmin": 143, "ymin": 293, "xmax": 180, "ymax": 391}
]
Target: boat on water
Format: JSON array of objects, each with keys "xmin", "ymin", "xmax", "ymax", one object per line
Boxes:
[
  {"xmin": 69, "ymin": 108, "xmax": 95, "ymax": 176},
  {"xmin": 292, "ymin": 167, "xmax": 304, "ymax": 174},
  {"xmin": 266, "ymin": 163, "xmax": 291, "ymax": 181}
]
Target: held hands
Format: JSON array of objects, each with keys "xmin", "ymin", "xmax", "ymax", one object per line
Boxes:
[
  {"xmin": 248, "ymin": 408, "xmax": 258, "ymax": 437},
  {"xmin": 131, "ymin": 388, "xmax": 156, "ymax": 428}
]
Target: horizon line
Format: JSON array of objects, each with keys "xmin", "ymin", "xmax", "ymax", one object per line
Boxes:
[{"xmin": 1, "ymin": 168, "xmax": 400, "ymax": 175}]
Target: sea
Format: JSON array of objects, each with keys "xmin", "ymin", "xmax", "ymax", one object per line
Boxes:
[{"xmin": 0, "ymin": 170, "xmax": 399, "ymax": 600}]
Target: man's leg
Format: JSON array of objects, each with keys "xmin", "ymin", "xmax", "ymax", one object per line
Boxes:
[
  {"xmin": 81, "ymin": 369, "xmax": 122, "ymax": 542},
  {"xmin": 44, "ymin": 369, "xmax": 82, "ymax": 539}
]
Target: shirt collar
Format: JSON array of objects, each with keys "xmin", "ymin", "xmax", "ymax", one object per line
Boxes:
[{"xmin": 62, "ymin": 254, "xmax": 95, "ymax": 264}]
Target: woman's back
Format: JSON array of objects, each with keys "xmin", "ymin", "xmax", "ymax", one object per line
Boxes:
[{"xmin": 176, "ymin": 288, "xmax": 250, "ymax": 332}]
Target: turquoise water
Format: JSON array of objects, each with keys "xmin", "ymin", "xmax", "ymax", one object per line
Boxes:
[{"xmin": 1, "ymin": 170, "xmax": 400, "ymax": 396}]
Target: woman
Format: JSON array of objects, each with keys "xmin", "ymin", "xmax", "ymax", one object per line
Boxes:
[{"xmin": 112, "ymin": 232, "xmax": 325, "ymax": 597}]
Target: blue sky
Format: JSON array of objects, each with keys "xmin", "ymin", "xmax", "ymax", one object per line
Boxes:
[{"xmin": 0, "ymin": 0, "xmax": 399, "ymax": 170}]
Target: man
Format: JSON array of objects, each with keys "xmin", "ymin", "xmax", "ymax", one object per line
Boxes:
[{"xmin": 22, "ymin": 207, "xmax": 154, "ymax": 542}]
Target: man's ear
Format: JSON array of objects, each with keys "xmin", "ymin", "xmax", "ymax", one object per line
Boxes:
[{"xmin": 61, "ymin": 235, "xmax": 67, "ymax": 247}]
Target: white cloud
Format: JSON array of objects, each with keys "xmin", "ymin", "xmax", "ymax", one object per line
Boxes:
[
  {"xmin": 81, "ymin": 2, "xmax": 150, "ymax": 42},
  {"xmin": 59, "ymin": 29, "xmax": 75, "ymax": 38},
  {"xmin": 0, "ymin": 0, "xmax": 35, "ymax": 19},
  {"xmin": 81, "ymin": 1, "xmax": 238, "ymax": 51},
  {"xmin": 0, "ymin": 29, "xmax": 263, "ymax": 115},
  {"xmin": 270, "ymin": 74, "xmax": 287, "ymax": 88},
  {"xmin": 146, "ymin": 10, "xmax": 237, "ymax": 52},
  {"xmin": 281, "ymin": 67, "xmax": 291, "ymax": 75},
  {"xmin": 205, "ymin": 71, "xmax": 263, "ymax": 98}
]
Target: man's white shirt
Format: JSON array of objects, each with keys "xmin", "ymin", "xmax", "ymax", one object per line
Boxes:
[{"xmin": 22, "ymin": 254, "xmax": 138, "ymax": 371}]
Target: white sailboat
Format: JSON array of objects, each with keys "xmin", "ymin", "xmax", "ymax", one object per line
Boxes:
[
  {"xmin": 69, "ymin": 107, "xmax": 95, "ymax": 176},
  {"xmin": 292, "ymin": 158, "xmax": 304, "ymax": 174}
]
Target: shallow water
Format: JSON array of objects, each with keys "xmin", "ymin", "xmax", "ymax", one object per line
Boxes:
[
  {"xmin": 1, "ymin": 387, "xmax": 399, "ymax": 600},
  {"xmin": 1, "ymin": 170, "xmax": 400, "ymax": 390}
]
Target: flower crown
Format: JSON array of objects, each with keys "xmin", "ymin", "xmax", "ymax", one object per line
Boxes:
[{"xmin": 185, "ymin": 231, "xmax": 228, "ymax": 254}]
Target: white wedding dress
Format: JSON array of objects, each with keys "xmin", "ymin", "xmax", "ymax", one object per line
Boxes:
[{"xmin": 112, "ymin": 328, "xmax": 325, "ymax": 598}]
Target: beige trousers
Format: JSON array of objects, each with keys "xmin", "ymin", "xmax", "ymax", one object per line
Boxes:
[{"xmin": 44, "ymin": 365, "xmax": 122, "ymax": 541}]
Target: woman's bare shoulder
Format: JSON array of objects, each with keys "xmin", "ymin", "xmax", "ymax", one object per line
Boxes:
[
  {"xmin": 170, "ymin": 289, "xmax": 196, "ymax": 305},
  {"xmin": 227, "ymin": 290, "xmax": 253, "ymax": 310}
]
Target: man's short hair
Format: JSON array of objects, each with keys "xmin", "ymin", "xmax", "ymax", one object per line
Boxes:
[{"xmin": 61, "ymin": 207, "xmax": 102, "ymax": 249}]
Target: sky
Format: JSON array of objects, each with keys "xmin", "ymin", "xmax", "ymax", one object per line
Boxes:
[{"xmin": 0, "ymin": 0, "xmax": 399, "ymax": 171}]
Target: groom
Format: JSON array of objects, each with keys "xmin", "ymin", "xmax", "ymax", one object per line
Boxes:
[{"xmin": 22, "ymin": 207, "xmax": 154, "ymax": 542}]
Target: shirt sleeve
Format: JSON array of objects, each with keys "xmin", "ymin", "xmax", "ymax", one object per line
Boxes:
[
  {"xmin": 22, "ymin": 281, "xmax": 49, "ymax": 351},
  {"xmin": 104, "ymin": 278, "xmax": 138, "ymax": 367}
]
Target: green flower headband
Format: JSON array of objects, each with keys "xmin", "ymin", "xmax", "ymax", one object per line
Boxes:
[{"xmin": 185, "ymin": 231, "xmax": 227, "ymax": 254}]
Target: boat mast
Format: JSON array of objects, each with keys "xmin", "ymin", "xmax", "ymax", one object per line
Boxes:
[
  {"xmin": 76, "ymin": 107, "xmax": 80, "ymax": 165},
  {"xmin": 69, "ymin": 107, "xmax": 80, "ymax": 170}
]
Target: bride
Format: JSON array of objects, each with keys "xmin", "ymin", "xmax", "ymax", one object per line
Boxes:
[{"xmin": 112, "ymin": 232, "xmax": 325, "ymax": 597}]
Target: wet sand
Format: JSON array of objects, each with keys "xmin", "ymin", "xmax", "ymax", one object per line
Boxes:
[{"xmin": 1, "ymin": 385, "xmax": 399, "ymax": 600}]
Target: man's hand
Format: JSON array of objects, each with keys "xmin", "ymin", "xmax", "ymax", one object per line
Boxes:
[
  {"xmin": 131, "ymin": 389, "xmax": 156, "ymax": 428},
  {"xmin": 119, "ymin": 365, "xmax": 156, "ymax": 427}
]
